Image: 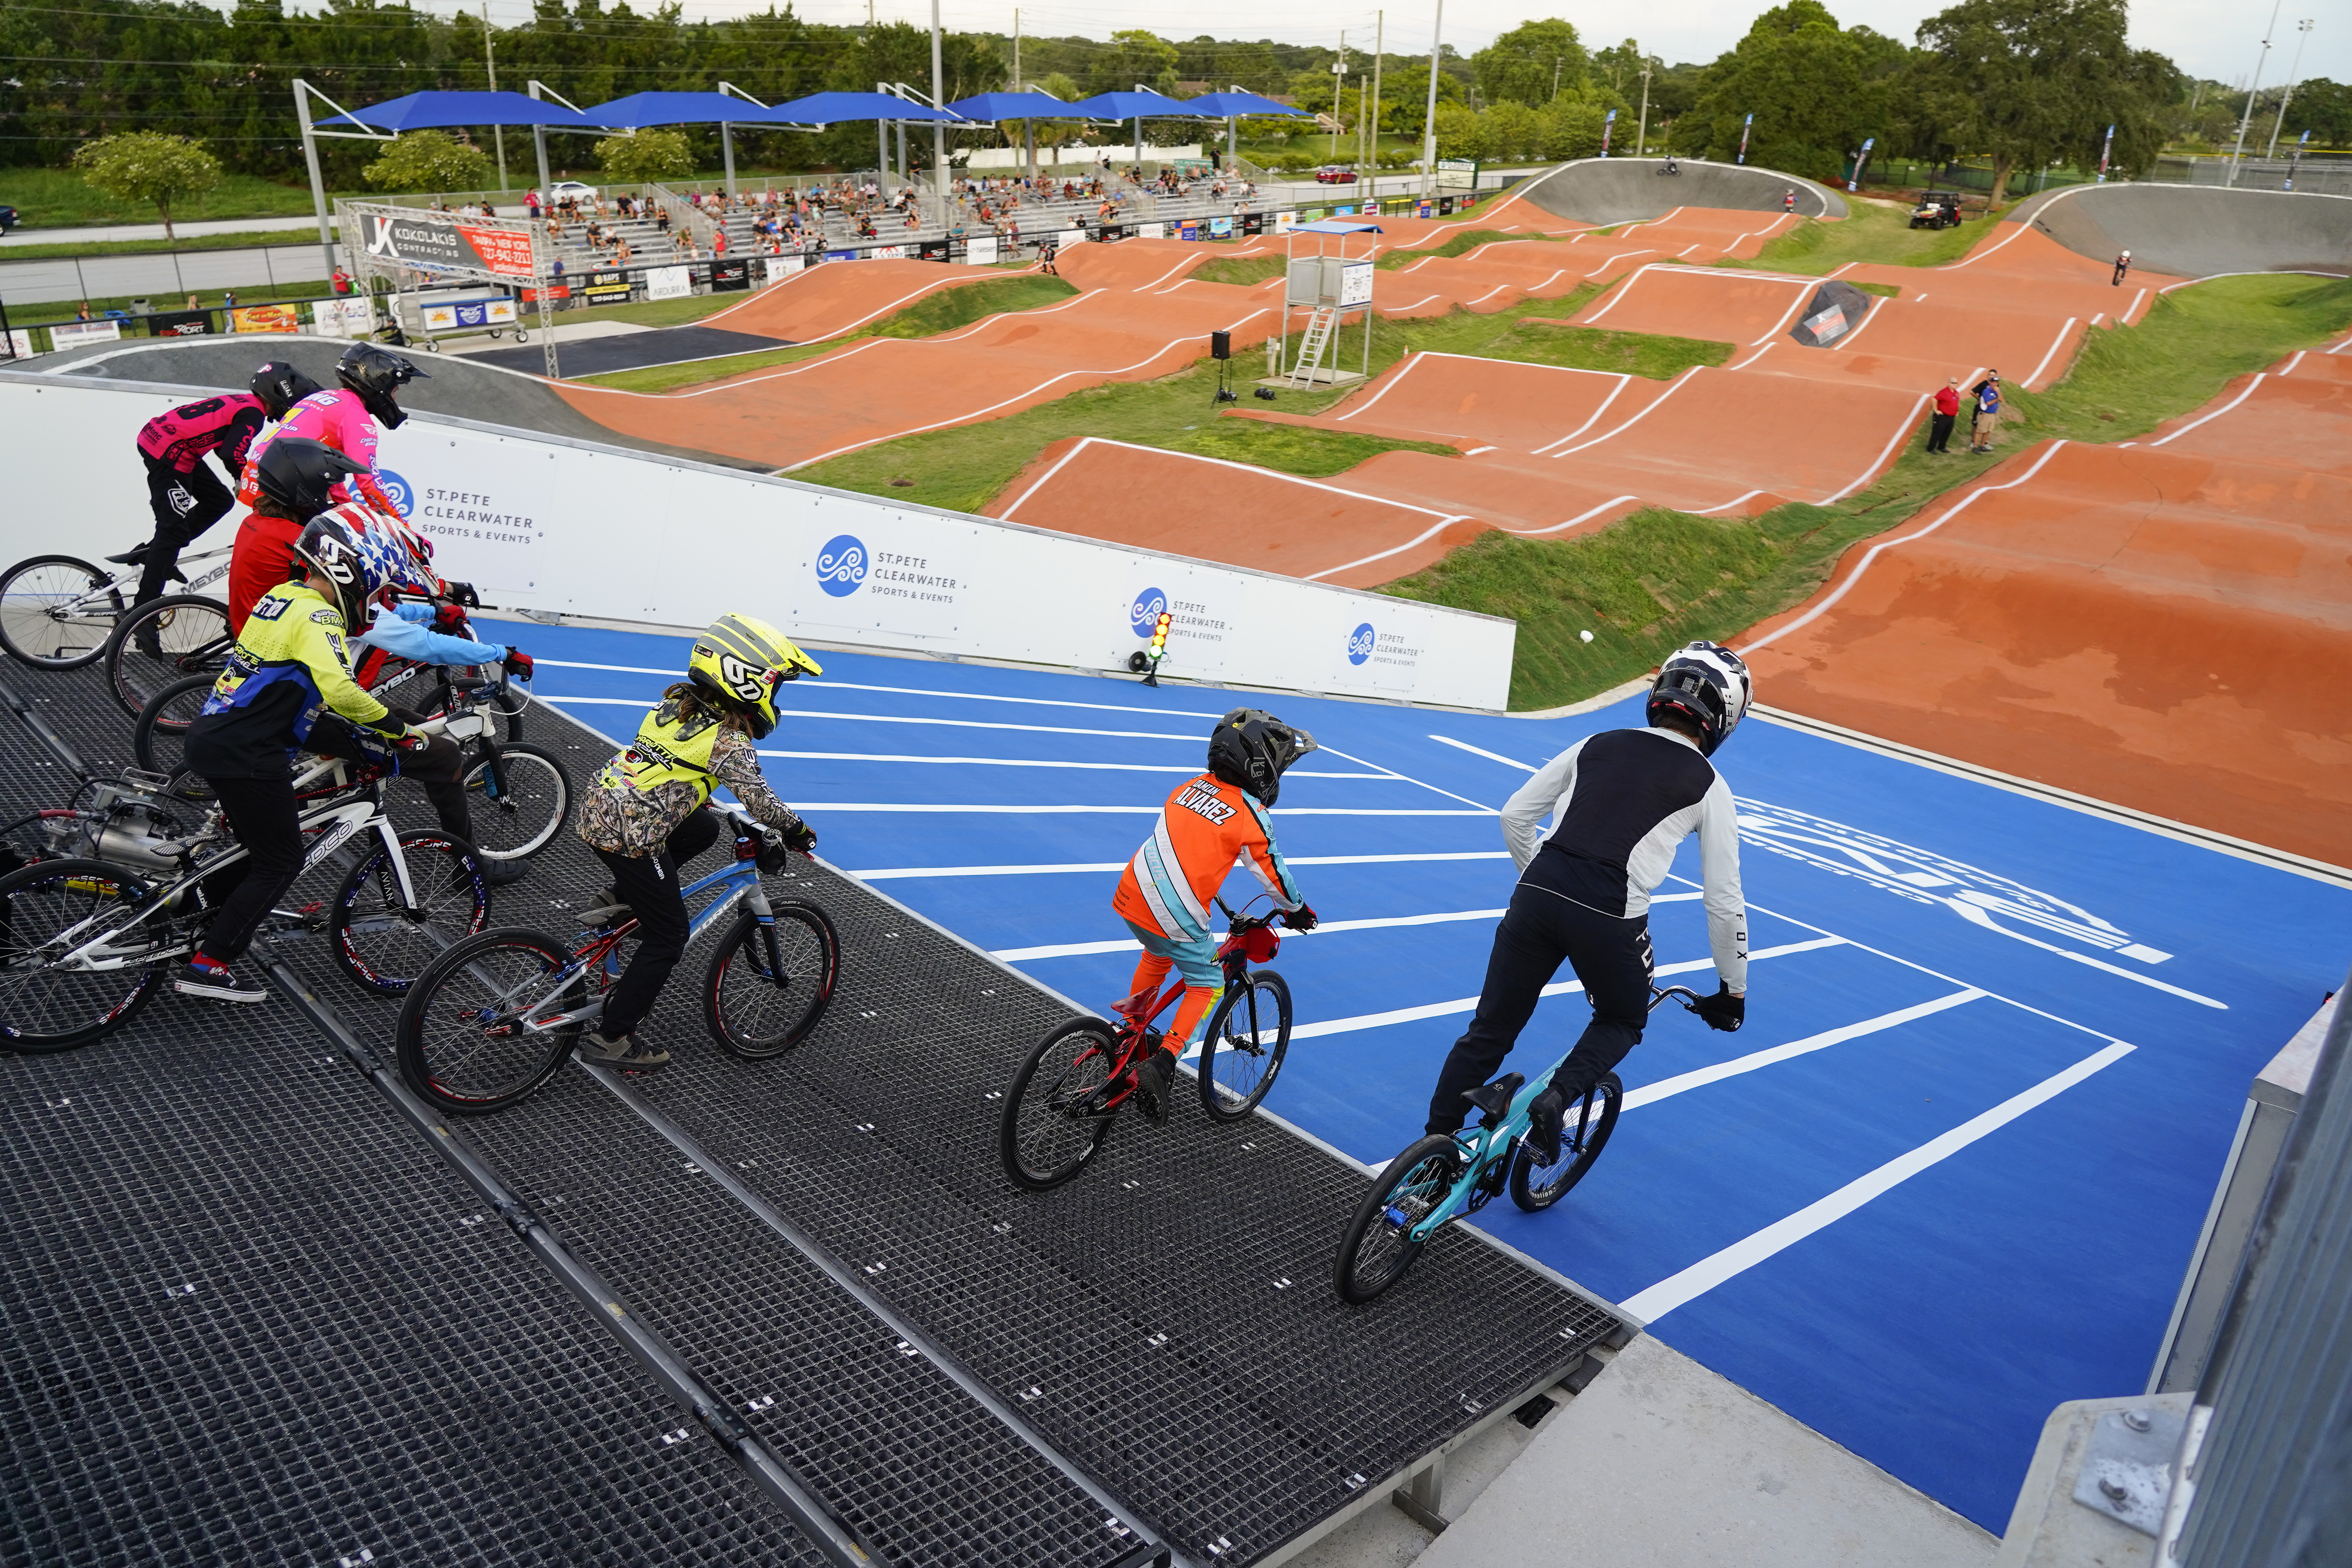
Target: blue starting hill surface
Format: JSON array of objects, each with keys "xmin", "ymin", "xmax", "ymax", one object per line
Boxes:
[{"xmin": 513, "ymin": 620, "xmax": 2351, "ymax": 1533}]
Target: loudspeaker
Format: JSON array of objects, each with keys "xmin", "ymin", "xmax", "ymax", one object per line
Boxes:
[
  {"xmin": 1210, "ymin": 330, "xmax": 1231, "ymax": 361},
  {"xmin": 1254, "ymin": 387, "xmax": 1277, "ymax": 401}
]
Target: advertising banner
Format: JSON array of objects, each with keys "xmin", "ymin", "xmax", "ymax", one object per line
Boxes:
[
  {"xmin": 1210, "ymin": 216, "xmax": 1233, "ymax": 237},
  {"xmin": 5, "ymin": 329, "xmax": 34, "ymax": 360},
  {"xmin": 711, "ymin": 258, "xmax": 751, "ymax": 292},
  {"xmin": 870, "ymin": 244, "xmax": 907, "ymax": 261},
  {"xmin": 146, "ymin": 310, "xmax": 213, "ymax": 338},
  {"xmin": 646, "ymin": 265, "xmax": 693, "ymax": 301},
  {"xmin": 50, "ymin": 319, "xmax": 123, "ymax": 350},
  {"xmin": 1272, "ymin": 211, "xmax": 1296, "ymax": 231},
  {"xmin": 0, "ymin": 379, "xmax": 1515, "ymax": 711},
  {"xmin": 229, "ymin": 304, "xmax": 301, "ymax": 335},
  {"xmin": 1338, "ymin": 260, "xmax": 1376, "ymax": 309},
  {"xmin": 583, "ymin": 268, "xmax": 634, "ymax": 305},
  {"xmin": 762, "ymin": 256, "xmax": 806, "ymax": 285},
  {"xmin": 1178, "ymin": 221, "xmax": 1201, "ymax": 241},
  {"xmin": 311, "ymin": 298, "xmax": 376, "ymax": 336},
  {"xmin": 354, "ymin": 209, "xmax": 538, "ymax": 278},
  {"xmin": 1057, "ymin": 227, "xmax": 1087, "ymax": 247},
  {"xmin": 916, "ymin": 239, "xmax": 949, "ymax": 262},
  {"xmin": 1240, "ymin": 212, "xmax": 1263, "ymax": 235},
  {"xmin": 1138, "ymin": 222, "xmax": 1166, "ymax": 240},
  {"xmin": 964, "ymin": 235, "xmax": 998, "ymax": 266}
]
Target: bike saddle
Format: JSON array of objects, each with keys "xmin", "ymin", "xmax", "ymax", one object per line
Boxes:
[
  {"xmin": 1461, "ymin": 1073, "xmax": 1525, "ymax": 1122},
  {"xmin": 105, "ymin": 546, "xmax": 149, "ymax": 565},
  {"xmin": 574, "ymin": 901, "xmax": 633, "ymax": 927}
]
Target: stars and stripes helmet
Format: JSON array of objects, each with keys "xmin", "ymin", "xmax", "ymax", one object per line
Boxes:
[
  {"xmin": 1647, "ymin": 642, "xmax": 1752, "ymax": 756},
  {"xmin": 685, "ymin": 613, "xmax": 823, "ymax": 740}
]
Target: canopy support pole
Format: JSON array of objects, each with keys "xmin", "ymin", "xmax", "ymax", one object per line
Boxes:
[
  {"xmin": 292, "ymin": 78, "xmax": 394, "ymax": 277},
  {"xmin": 930, "ymin": 0, "xmax": 948, "ymax": 232},
  {"xmin": 722, "ymin": 123, "xmax": 736, "ymax": 197},
  {"xmin": 1421, "ymin": 0, "xmax": 1444, "ymax": 196}
]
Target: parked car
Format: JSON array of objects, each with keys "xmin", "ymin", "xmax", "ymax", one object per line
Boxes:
[
  {"xmin": 1909, "ymin": 191, "xmax": 1965, "ymax": 229},
  {"xmin": 0, "ymin": 204, "xmax": 19, "ymax": 234},
  {"xmin": 547, "ymin": 180, "xmax": 599, "ymax": 205},
  {"xmin": 1312, "ymin": 165, "xmax": 1359, "ymax": 185}
]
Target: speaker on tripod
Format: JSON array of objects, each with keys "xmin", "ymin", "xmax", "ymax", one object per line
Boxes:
[{"xmin": 1211, "ymin": 330, "xmax": 1235, "ymax": 404}]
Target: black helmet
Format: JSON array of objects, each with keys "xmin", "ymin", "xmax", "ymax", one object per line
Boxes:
[
  {"xmin": 1646, "ymin": 642, "xmax": 1752, "ymax": 756},
  {"xmin": 249, "ymin": 360, "xmax": 321, "ymax": 421},
  {"xmin": 335, "ymin": 342, "xmax": 427, "ymax": 428},
  {"xmin": 291, "ymin": 514, "xmax": 389, "ymax": 630},
  {"xmin": 253, "ymin": 436, "xmax": 370, "ymax": 523},
  {"xmin": 1206, "ymin": 708, "xmax": 1317, "ymax": 807}
]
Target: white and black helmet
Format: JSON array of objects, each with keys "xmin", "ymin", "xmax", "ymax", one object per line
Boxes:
[{"xmin": 1646, "ymin": 642, "xmax": 1752, "ymax": 756}]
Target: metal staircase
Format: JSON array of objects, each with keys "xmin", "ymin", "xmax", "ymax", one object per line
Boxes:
[{"xmin": 1288, "ymin": 305, "xmax": 1339, "ymax": 388}]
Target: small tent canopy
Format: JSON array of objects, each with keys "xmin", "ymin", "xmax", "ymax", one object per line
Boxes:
[
  {"xmin": 312, "ymin": 90, "xmax": 589, "ymax": 131},
  {"xmin": 762, "ymin": 91, "xmax": 962, "ymax": 125},
  {"xmin": 1182, "ymin": 92, "xmax": 1306, "ymax": 119},
  {"xmin": 576, "ymin": 92, "xmax": 768, "ymax": 129},
  {"xmin": 946, "ymin": 91, "xmax": 1087, "ymax": 122}
]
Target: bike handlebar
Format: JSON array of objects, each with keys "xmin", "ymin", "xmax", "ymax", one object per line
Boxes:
[{"xmin": 1650, "ymin": 984, "xmax": 1705, "ymax": 1013}]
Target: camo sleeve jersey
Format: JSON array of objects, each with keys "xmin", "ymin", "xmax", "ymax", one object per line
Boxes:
[
  {"xmin": 237, "ymin": 388, "xmax": 397, "ymax": 516},
  {"xmin": 1113, "ymin": 772, "xmax": 1304, "ymax": 943}
]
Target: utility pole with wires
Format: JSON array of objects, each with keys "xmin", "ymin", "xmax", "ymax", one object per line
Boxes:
[
  {"xmin": 1420, "ymin": 0, "xmax": 1444, "ymax": 196},
  {"xmin": 2268, "ymin": 19, "xmax": 2316, "ymax": 160},
  {"xmin": 1636, "ymin": 56, "xmax": 1652, "ymax": 157},
  {"xmin": 1333, "ymin": 29, "xmax": 1347, "ymax": 161},
  {"xmin": 929, "ymin": 0, "xmax": 947, "ymax": 229},
  {"xmin": 2229, "ymin": 0, "xmax": 2283, "ymax": 186},
  {"xmin": 481, "ymin": 3, "xmax": 507, "ymax": 194},
  {"xmin": 1368, "ymin": 12, "xmax": 1383, "ymax": 188}
]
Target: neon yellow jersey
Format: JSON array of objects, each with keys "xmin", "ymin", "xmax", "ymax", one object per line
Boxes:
[{"xmin": 191, "ymin": 581, "xmax": 396, "ymax": 763}]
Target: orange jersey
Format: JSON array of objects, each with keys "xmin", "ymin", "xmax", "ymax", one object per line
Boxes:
[{"xmin": 1113, "ymin": 773, "xmax": 1303, "ymax": 942}]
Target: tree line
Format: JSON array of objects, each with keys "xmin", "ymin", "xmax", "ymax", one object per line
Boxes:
[{"xmin": 2, "ymin": 0, "xmax": 2345, "ymax": 198}]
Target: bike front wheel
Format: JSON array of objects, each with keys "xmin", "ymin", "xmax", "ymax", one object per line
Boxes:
[
  {"xmin": 1197, "ymin": 968, "xmax": 1291, "ymax": 1121},
  {"xmin": 396, "ymin": 926, "xmax": 583, "ymax": 1114},
  {"xmin": 329, "ymin": 829, "xmax": 491, "ymax": 995},
  {"xmin": 0, "ymin": 555, "xmax": 118, "ymax": 669},
  {"xmin": 1000, "ymin": 1017, "xmax": 1123, "ymax": 1192},
  {"xmin": 103, "ymin": 593, "xmax": 231, "ymax": 719},
  {"xmin": 133, "ymin": 672, "xmax": 218, "ymax": 788},
  {"xmin": 0, "ymin": 857, "xmax": 165, "ymax": 1051},
  {"xmin": 704, "ymin": 903, "xmax": 840, "ymax": 1061},
  {"xmin": 460, "ymin": 742, "xmax": 572, "ymax": 860},
  {"xmin": 1508, "ymin": 1073, "xmax": 1622, "ymax": 1212},
  {"xmin": 1334, "ymin": 1134, "xmax": 1464, "ymax": 1305}
]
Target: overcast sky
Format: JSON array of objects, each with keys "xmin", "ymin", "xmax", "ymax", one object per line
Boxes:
[{"xmin": 694, "ymin": 1, "xmax": 2341, "ymax": 91}]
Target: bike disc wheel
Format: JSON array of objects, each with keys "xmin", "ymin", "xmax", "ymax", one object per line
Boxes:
[
  {"xmin": 1508, "ymin": 1073, "xmax": 1622, "ymax": 1213},
  {"xmin": 459, "ymin": 742, "xmax": 572, "ymax": 860},
  {"xmin": 133, "ymin": 672, "xmax": 218, "ymax": 786},
  {"xmin": 328, "ymin": 829, "xmax": 490, "ymax": 995},
  {"xmin": 0, "ymin": 555, "xmax": 118, "ymax": 670},
  {"xmin": 1000, "ymin": 1018, "xmax": 1122, "ymax": 1192},
  {"xmin": 0, "ymin": 857, "xmax": 164, "ymax": 1052},
  {"xmin": 396, "ymin": 926, "xmax": 582, "ymax": 1114},
  {"xmin": 1197, "ymin": 968, "xmax": 1291, "ymax": 1121},
  {"xmin": 103, "ymin": 594, "xmax": 231, "ymax": 720},
  {"xmin": 704, "ymin": 903, "xmax": 839, "ymax": 1061},
  {"xmin": 1334, "ymin": 1134, "xmax": 1463, "ymax": 1305}
]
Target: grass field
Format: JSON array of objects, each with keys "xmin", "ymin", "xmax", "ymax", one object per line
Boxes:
[
  {"xmin": 1724, "ymin": 196, "xmax": 2001, "ymax": 274},
  {"xmin": 0, "ymin": 228, "xmax": 334, "ymax": 260},
  {"xmin": 0, "ymin": 168, "xmax": 331, "ymax": 230},
  {"xmin": 1383, "ymin": 271, "xmax": 2352, "ymax": 709}
]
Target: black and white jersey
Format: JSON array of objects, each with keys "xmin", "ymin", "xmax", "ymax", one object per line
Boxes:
[{"xmin": 1500, "ymin": 726, "xmax": 1748, "ymax": 993}]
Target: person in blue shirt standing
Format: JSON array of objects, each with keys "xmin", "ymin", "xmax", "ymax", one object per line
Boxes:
[{"xmin": 1969, "ymin": 372, "xmax": 2002, "ymax": 454}]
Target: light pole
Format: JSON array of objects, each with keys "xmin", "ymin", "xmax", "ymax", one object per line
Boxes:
[
  {"xmin": 929, "ymin": 0, "xmax": 947, "ymax": 229},
  {"xmin": 1420, "ymin": 0, "xmax": 1444, "ymax": 196},
  {"xmin": 1635, "ymin": 58, "xmax": 1652, "ymax": 158},
  {"xmin": 2228, "ymin": 0, "xmax": 2283, "ymax": 186},
  {"xmin": 2267, "ymin": 20, "xmax": 2316, "ymax": 160}
]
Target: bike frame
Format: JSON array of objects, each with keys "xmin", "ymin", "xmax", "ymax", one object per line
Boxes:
[{"xmin": 46, "ymin": 543, "xmax": 234, "ymax": 621}]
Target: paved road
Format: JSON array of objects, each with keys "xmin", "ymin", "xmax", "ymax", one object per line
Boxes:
[
  {"xmin": 0, "ymin": 243, "xmax": 331, "ymax": 309},
  {"xmin": 0, "ymin": 213, "xmax": 330, "ymax": 247}
]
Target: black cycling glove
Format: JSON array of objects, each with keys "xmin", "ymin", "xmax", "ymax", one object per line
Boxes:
[
  {"xmin": 1693, "ymin": 983, "xmax": 1745, "ymax": 1033},
  {"xmin": 780, "ymin": 820, "xmax": 818, "ymax": 853},
  {"xmin": 1279, "ymin": 904, "xmax": 1318, "ymax": 932}
]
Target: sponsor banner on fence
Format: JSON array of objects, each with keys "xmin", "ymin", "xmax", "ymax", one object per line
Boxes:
[
  {"xmin": 711, "ymin": 258, "xmax": 751, "ymax": 292},
  {"xmin": 1058, "ymin": 228, "xmax": 1087, "ymax": 247},
  {"xmin": 0, "ymin": 379, "xmax": 1514, "ymax": 710},
  {"xmin": 645, "ymin": 265, "xmax": 693, "ymax": 301},
  {"xmin": 4, "ymin": 330, "xmax": 33, "ymax": 360},
  {"xmin": 229, "ymin": 304, "xmax": 301, "ymax": 335},
  {"xmin": 1272, "ymin": 211, "xmax": 1296, "ymax": 231},
  {"xmin": 50, "ymin": 319, "xmax": 123, "ymax": 350},
  {"xmin": 1178, "ymin": 221, "xmax": 1201, "ymax": 241},
  {"xmin": 871, "ymin": 244, "xmax": 907, "ymax": 261},
  {"xmin": 355, "ymin": 210, "xmax": 538, "ymax": 278},
  {"xmin": 147, "ymin": 309, "xmax": 213, "ymax": 338},
  {"xmin": 584, "ymin": 268, "xmax": 634, "ymax": 305},
  {"xmin": 1240, "ymin": 212, "xmax": 1263, "ymax": 235},
  {"xmin": 311, "ymin": 298, "xmax": 376, "ymax": 336},
  {"xmin": 917, "ymin": 239, "xmax": 950, "ymax": 262},
  {"xmin": 762, "ymin": 255, "xmax": 806, "ymax": 285},
  {"xmin": 1137, "ymin": 222, "xmax": 1166, "ymax": 240},
  {"xmin": 1210, "ymin": 216, "xmax": 1233, "ymax": 237},
  {"xmin": 421, "ymin": 298, "xmax": 518, "ymax": 331},
  {"xmin": 964, "ymin": 235, "xmax": 998, "ymax": 266}
]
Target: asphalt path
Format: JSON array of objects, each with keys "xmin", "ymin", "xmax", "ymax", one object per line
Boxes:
[
  {"xmin": 0, "ymin": 243, "xmax": 329, "ymax": 308},
  {"xmin": 0, "ymin": 213, "xmax": 328, "ymax": 247}
]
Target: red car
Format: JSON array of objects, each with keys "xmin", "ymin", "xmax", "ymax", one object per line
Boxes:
[{"xmin": 1312, "ymin": 165, "xmax": 1359, "ymax": 184}]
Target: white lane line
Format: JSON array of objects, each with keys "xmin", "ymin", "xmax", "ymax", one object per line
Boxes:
[
  {"xmin": 1317, "ymin": 742, "xmax": 1501, "ymax": 814},
  {"xmin": 996, "ymin": 907, "xmax": 1513, "ymax": 962},
  {"xmin": 1748, "ymin": 281, "xmax": 1818, "ymax": 346},
  {"xmin": 1831, "ymin": 293, "xmax": 1887, "ymax": 352},
  {"xmin": 1528, "ymin": 374, "xmax": 1639, "ymax": 456},
  {"xmin": 2149, "ymin": 374, "xmax": 2265, "ymax": 447},
  {"xmin": 1943, "ymin": 900, "xmax": 2225, "ymax": 1009},
  {"xmin": 755, "ymin": 750, "xmax": 1391, "ymax": 777},
  {"xmin": 1335, "ymin": 351, "xmax": 1429, "ymax": 422},
  {"xmin": 1550, "ymin": 365, "xmax": 1706, "ymax": 458},
  {"xmin": 1287, "ymin": 938, "xmax": 1845, "ymax": 1040},
  {"xmin": 1501, "ymin": 494, "xmax": 1643, "ymax": 538},
  {"xmin": 1619, "ymin": 990, "xmax": 1986, "ymax": 1110},
  {"xmin": 542, "ymin": 695, "xmax": 1196, "ymax": 743},
  {"xmin": 1579, "ymin": 263, "xmax": 1654, "ymax": 324},
  {"xmin": 1819, "ymin": 393, "xmax": 1930, "ymax": 503},
  {"xmin": 1303, "ymin": 513, "xmax": 1479, "ymax": 583},
  {"xmin": 849, "ymin": 849, "xmax": 1516, "ymax": 880},
  {"xmin": 530, "ymin": 662, "xmax": 1228, "ymax": 720},
  {"xmin": 1429, "ymin": 734, "xmax": 1537, "ymax": 771},
  {"xmin": 788, "ymin": 803, "xmax": 1498, "ymax": 816},
  {"xmin": 1619, "ymin": 1042, "xmax": 2134, "ymax": 1322},
  {"xmin": 2020, "ymin": 316, "xmax": 2078, "ymax": 390}
]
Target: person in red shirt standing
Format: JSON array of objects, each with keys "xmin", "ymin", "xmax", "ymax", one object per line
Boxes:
[{"xmin": 1927, "ymin": 376, "xmax": 1960, "ymax": 454}]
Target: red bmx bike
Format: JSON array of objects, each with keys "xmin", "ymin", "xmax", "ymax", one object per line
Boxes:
[{"xmin": 999, "ymin": 897, "xmax": 1296, "ymax": 1191}]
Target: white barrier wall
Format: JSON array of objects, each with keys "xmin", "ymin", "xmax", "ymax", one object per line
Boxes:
[{"xmin": 2, "ymin": 374, "xmax": 1515, "ymax": 710}]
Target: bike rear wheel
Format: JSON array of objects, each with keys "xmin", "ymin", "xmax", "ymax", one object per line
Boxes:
[
  {"xmin": 329, "ymin": 829, "xmax": 490, "ymax": 995},
  {"xmin": 1334, "ymin": 1134, "xmax": 1463, "ymax": 1305},
  {"xmin": 460, "ymin": 742, "xmax": 572, "ymax": 860},
  {"xmin": 133, "ymin": 672, "xmax": 217, "ymax": 789},
  {"xmin": 1197, "ymin": 968, "xmax": 1291, "ymax": 1121},
  {"xmin": 0, "ymin": 857, "xmax": 165, "ymax": 1052},
  {"xmin": 396, "ymin": 926, "xmax": 583, "ymax": 1114},
  {"xmin": 103, "ymin": 594, "xmax": 231, "ymax": 720},
  {"xmin": 1000, "ymin": 1017, "xmax": 1124, "ymax": 1191},
  {"xmin": 704, "ymin": 903, "xmax": 839, "ymax": 1061},
  {"xmin": 1508, "ymin": 1073, "xmax": 1622, "ymax": 1212},
  {"xmin": 0, "ymin": 555, "xmax": 119, "ymax": 670}
]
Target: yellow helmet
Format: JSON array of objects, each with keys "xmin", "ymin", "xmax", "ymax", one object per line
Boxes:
[{"xmin": 686, "ymin": 613, "xmax": 821, "ymax": 739}]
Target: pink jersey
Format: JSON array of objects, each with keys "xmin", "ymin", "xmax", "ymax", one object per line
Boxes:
[
  {"xmin": 137, "ymin": 393, "xmax": 267, "ymax": 473},
  {"xmin": 237, "ymin": 388, "xmax": 394, "ymax": 515}
]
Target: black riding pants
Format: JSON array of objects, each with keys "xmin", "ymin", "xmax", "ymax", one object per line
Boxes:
[
  {"xmin": 592, "ymin": 808, "xmax": 723, "ymax": 1039},
  {"xmin": 1424, "ymin": 878, "xmax": 1655, "ymax": 1135},
  {"xmin": 1926, "ymin": 411, "xmax": 1956, "ymax": 453},
  {"xmin": 139, "ymin": 455, "xmax": 234, "ymax": 604},
  {"xmin": 308, "ymin": 716, "xmax": 474, "ymax": 846},
  {"xmin": 197, "ymin": 772, "xmax": 304, "ymax": 963}
]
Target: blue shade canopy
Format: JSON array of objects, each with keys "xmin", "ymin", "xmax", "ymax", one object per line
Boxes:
[
  {"xmin": 1063, "ymin": 89, "xmax": 1192, "ymax": 122},
  {"xmin": 760, "ymin": 91, "xmax": 961, "ymax": 124},
  {"xmin": 313, "ymin": 90, "xmax": 590, "ymax": 131},
  {"xmin": 576, "ymin": 92, "xmax": 771, "ymax": 129},
  {"xmin": 1294, "ymin": 220, "xmax": 1385, "ymax": 233},
  {"xmin": 1183, "ymin": 92, "xmax": 1307, "ymax": 118},
  {"xmin": 944, "ymin": 91, "xmax": 1089, "ymax": 121}
]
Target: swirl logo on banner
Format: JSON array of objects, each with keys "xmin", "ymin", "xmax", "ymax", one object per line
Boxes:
[
  {"xmin": 815, "ymin": 534, "xmax": 868, "ymax": 598},
  {"xmin": 374, "ymin": 468, "xmax": 414, "ymax": 517},
  {"xmin": 1130, "ymin": 586, "xmax": 1167, "ymax": 638},
  {"xmin": 1347, "ymin": 622, "xmax": 1376, "ymax": 666}
]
